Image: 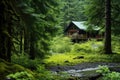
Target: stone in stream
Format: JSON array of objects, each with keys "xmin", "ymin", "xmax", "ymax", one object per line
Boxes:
[{"xmin": 109, "ymin": 66, "xmax": 120, "ymax": 72}]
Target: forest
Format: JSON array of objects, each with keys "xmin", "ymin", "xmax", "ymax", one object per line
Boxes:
[{"xmin": 0, "ymin": 0, "xmax": 120, "ymax": 80}]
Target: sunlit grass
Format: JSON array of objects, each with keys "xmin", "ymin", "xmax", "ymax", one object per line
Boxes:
[
  {"xmin": 44, "ymin": 53, "xmax": 120, "ymax": 66},
  {"xmin": 45, "ymin": 38, "xmax": 120, "ymax": 66},
  {"xmin": 44, "ymin": 53, "xmax": 77, "ymax": 66}
]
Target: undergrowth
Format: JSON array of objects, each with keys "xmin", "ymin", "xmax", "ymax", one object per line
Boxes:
[
  {"xmin": 6, "ymin": 65, "xmax": 69, "ymax": 80},
  {"xmin": 11, "ymin": 54, "xmax": 42, "ymax": 70},
  {"xmin": 45, "ymin": 36, "xmax": 120, "ymax": 66},
  {"xmin": 6, "ymin": 36, "xmax": 120, "ymax": 80},
  {"xmin": 97, "ymin": 66, "xmax": 120, "ymax": 80},
  {"xmin": 44, "ymin": 53, "xmax": 120, "ymax": 66}
]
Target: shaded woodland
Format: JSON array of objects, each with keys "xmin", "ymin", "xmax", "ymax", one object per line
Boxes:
[{"xmin": 0, "ymin": 0, "xmax": 120, "ymax": 80}]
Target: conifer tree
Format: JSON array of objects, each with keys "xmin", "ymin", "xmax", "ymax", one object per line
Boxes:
[{"xmin": 104, "ymin": 0, "xmax": 112, "ymax": 54}]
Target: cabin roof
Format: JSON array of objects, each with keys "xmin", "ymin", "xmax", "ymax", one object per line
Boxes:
[
  {"xmin": 64, "ymin": 21, "xmax": 100, "ymax": 32},
  {"xmin": 64, "ymin": 21, "xmax": 87, "ymax": 32},
  {"xmin": 72, "ymin": 21, "xmax": 87, "ymax": 30}
]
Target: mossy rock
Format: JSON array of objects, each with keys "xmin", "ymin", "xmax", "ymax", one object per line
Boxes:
[{"xmin": 0, "ymin": 59, "xmax": 34, "ymax": 80}]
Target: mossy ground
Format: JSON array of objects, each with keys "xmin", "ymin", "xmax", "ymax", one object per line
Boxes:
[
  {"xmin": 44, "ymin": 38, "xmax": 120, "ymax": 66},
  {"xmin": 0, "ymin": 59, "xmax": 33, "ymax": 80},
  {"xmin": 44, "ymin": 53, "xmax": 120, "ymax": 66}
]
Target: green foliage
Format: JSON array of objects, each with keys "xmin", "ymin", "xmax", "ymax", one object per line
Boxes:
[
  {"xmin": 45, "ymin": 53, "xmax": 111, "ymax": 66},
  {"xmin": 0, "ymin": 58, "xmax": 69, "ymax": 80},
  {"xmin": 97, "ymin": 66, "xmax": 120, "ymax": 80},
  {"xmin": 44, "ymin": 53, "xmax": 77, "ymax": 66},
  {"xmin": 35, "ymin": 65, "xmax": 55, "ymax": 80},
  {"xmin": 97, "ymin": 66, "xmax": 110, "ymax": 75},
  {"xmin": 71, "ymin": 40, "xmax": 103, "ymax": 53},
  {"xmin": 50, "ymin": 36, "xmax": 103, "ymax": 54},
  {"xmin": 11, "ymin": 54, "xmax": 42, "ymax": 69},
  {"xmin": 84, "ymin": 0, "xmax": 105, "ymax": 27},
  {"xmin": 11, "ymin": 0, "xmax": 63, "ymax": 60},
  {"xmin": 84, "ymin": 0, "xmax": 120, "ymax": 35},
  {"xmin": 45, "ymin": 39, "xmax": 120, "ymax": 66},
  {"xmin": 62, "ymin": 0, "xmax": 87, "ymax": 27},
  {"xmin": 7, "ymin": 71, "xmax": 34, "ymax": 80},
  {"xmin": 50, "ymin": 36, "xmax": 73, "ymax": 53},
  {"xmin": 0, "ymin": 58, "xmax": 33, "ymax": 80},
  {"xmin": 35, "ymin": 65, "xmax": 69, "ymax": 80},
  {"xmin": 112, "ymin": 36, "xmax": 120, "ymax": 53}
]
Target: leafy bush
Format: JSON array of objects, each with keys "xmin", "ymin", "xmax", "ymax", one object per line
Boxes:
[
  {"xmin": 97, "ymin": 66, "xmax": 110, "ymax": 75},
  {"xmin": 71, "ymin": 40, "xmax": 103, "ymax": 53},
  {"xmin": 6, "ymin": 71, "xmax": 34, "ymax": 80},
  {"xmin": 11, "ymin": 54, "xmax": 42, "ymax": 70},
  {"xmin": 50, "ymin": 36, "xmax": 103, "ymax": 54},
  {"xmin": 50, "ymin": 36, "xmax": 73, "ymax": 53},
  {"xmin": 97, "ymin": 65, "xmax": 120, "ymax": 80},
  {"xmin": 112, "ymin": 36, "xmax": 120, "ymax": 53},
  {"xmin": 35, "ymin": 65, "xmax": 69, "ymax": 80},
  {"xmin": 35, "ymin": 65, "xmax": 55, "ymax": 80},
  {"xmin": 11, "ymin": 53, "xmax": 70, "ymax": 80}
]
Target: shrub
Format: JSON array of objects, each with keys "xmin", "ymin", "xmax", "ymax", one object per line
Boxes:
[
  {"xmin": 112, "ymin": 36, "xmax": 120, "ymax": 53},
  {"xmin": 35, "ymin": 65, "xmax": 69, "ymax": 80},
  {"xmin": 35, "ymin": 65, "xmax": 54, "ymax": 80},
  {"xmin": 71, "ymin": 40, "xmax": 103, "ymax": 53},
  {"xmin": 50, "ymin": 36, "xmax": 73, "ymax": 53},
  {"xmin": 97, "ymin": 65, "xmax": 120, "ymax": 80},
  {"xmin": 50, "ymin": 36, "xmax": 103, "ymax": 54},
  {"xmin": 6, "ymin": 71, "xmax": 34, "ymax": 80},
  {"xmin": 11, "ymin": 54, "xmax": 42, "ymax": 70}
]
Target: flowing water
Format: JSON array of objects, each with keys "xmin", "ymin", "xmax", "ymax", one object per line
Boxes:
[
  {"xmin": 64, "ymin": 67, "xmax": 99, "ymax": 77},
  {"xmin": 51, "ymin": 66, "xmax": 120, "ymax": 80}
]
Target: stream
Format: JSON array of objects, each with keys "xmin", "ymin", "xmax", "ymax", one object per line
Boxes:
[{"xmin": 47, "ymin": 62, "xmax": 120, "ymax": 80}]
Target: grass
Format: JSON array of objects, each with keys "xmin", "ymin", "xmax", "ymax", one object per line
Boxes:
[
  {"xmin": 44, "ymin": 52, "xmax": 120, "ymax": 66},
  {"xmin": 45, "ymin": 37, "xmax": 120, "ymax": 66}
]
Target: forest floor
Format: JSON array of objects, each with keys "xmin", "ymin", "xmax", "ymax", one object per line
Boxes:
[
  {"xmin": 44, "ymin": 53, "xmax": 120, "ymax": 67},
  {"xmin": 44, "ymin": 52, "xmax": 120, "ymax": 73}
]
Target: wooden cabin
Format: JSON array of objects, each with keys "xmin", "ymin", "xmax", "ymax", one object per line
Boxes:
[{"xmin": 64, "ymin": 21, "xmax": 103, "ymax": 42}]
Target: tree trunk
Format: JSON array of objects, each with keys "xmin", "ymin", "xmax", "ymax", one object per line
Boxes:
[
  {"xmin": 7, "ymin": 26, "xmax": 12, "ymax": 62},
  {"xmin": 20, "ymin": 30, "xmax": 23, "ymax": 54},
  {"xmin": 29, "ymin": 32, "xmax": 35, "ymax": 59},
  {"xmin": 0, "ymin": 0, "xmax": 11, "ymax": 61},
  {"xmin": 24, "ymin": 28, "xmax": 30, "ymax": 53},
  {"xmin": 104, "ymin": 0, "xmax": 112, "ymax": 54},
  {"xmin": 0, "ymin": 0, "xmax": 18, "ymax": 62}
]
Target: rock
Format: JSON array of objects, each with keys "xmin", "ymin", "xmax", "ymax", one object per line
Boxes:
[
  {"xmin": 109, "ymin": 66, "xmax": 120, "ymax": 72},
  {"xmin": 57, "ymin": 64, "xmax": 60, "ymax": 66},
  {"xmin": 56, "ymin": 70, "xmax": 60, "ymax": 73},
  {"xmin": 89, "ymin": 74, "xmax": 102, "ymax": 80},
  {"xmin": 73, "ymin": 56, "xmax": 84, "ymax": 59},
  {"xmin": 67, "ymin": 77, "xmax": 76, "ymax": 80},
  {"xmin": 64, "ymin": 60, "xmax": 69, "ymax": 63}
]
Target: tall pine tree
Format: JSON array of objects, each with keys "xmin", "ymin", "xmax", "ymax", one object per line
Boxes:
[{"xmin": 104, "ymin": 0, "xmax": 112, "ymax": 54}]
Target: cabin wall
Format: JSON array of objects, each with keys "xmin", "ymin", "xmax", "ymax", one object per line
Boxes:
[
  {"xmin": 65, "ymin": 25, "xmax": 87, "ymax": 40},
  {"xmin": 65, "ymin": 25, "xmax": 103, "ymax": 42}
]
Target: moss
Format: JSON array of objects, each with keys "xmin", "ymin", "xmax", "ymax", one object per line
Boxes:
[{"xmin": 0, "ymin": 59, "xmax": 33, "ymax": 80}]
